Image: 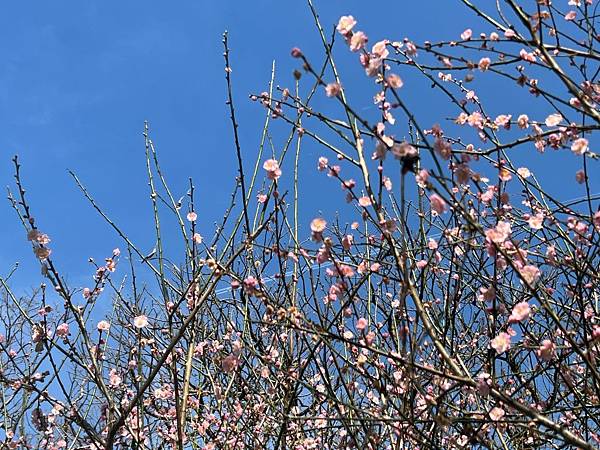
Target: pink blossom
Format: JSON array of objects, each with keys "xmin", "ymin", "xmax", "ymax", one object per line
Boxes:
[
  {"xmin": 290, "ymin": 47, "xmax": 302, "ymax": 58},
  {"xmin": 460, "ymin": 29, "xmax": 473, "ymax": 40},
  {"xmin": 187, "ymin": 212, "xmax": 197, "ymax": 222},
  {"xmin": 565, "ymin": 10, "xmax": 577, "ymax": 20},
  {"xmin": 517, "ymin": 114, "xmax": 529, "ymax": 129},
  {"xmin": 349, "ymin": 31, "xmax": 368, "ymax": 52},
  {"xmin": 416, "ymin": 170, "xmax": 429, "ymax": 187},
  {"xmin": 97, "ymin": 320, "xmax": 110, "ymax": 332},
  {"xmin": 133, "ymin": 315, "xmax": 149, "ymax": 329},
  {"xmin": 520, "ymin": 264, "xmax": 541, "ymax": 285},
  {"xmin": 490, "ymin": 32, "xmax": 500, "ymax": 41},
  {"xmin": 537, "ymin": 339, "xmax": 556, "ymax": 360},
  {"xmin": 336, "ymin": 15, "xmax": 357, "ymax": 36},
  {"xmin": 386, "ymin": 73, "xmax": 403, "ymax": 89},
  {"xmin": 325, "ymin": 82, "xmax": 342, "ymax": 97},
  {"xmin": 342, "ymin": 234, "xmax": 353, "ymax": 251},
  {"xmin": 508, "ymin": 301, "xmax": 531, "ymax": 323},
  {"xmin": 491, "ymin": 332, "xmax": 511, "ymax": 354},
  {"xmin": 545, "ymin": 113, "xmax": 563, "ymax": 127},
  {"xmin": 478, "ymin": 57, "xmax": 491, "ymax": 71},
  {"xmin": 494, "ymin": 114, "xmax": 511, "ymax": 129},
  {"xmin": 356, "ymin": 317, "xmax": 368, "ymax": 331},
  {"xmin": 505, "ymin": 29, "xmax": 516, "ymax": 38},
  {"xmin": 517, "ymin": 167, "xmax": 531, "ymax": 178},
  {"xmin": 310, "ymin": 218, "xmax": 327, "ymax": 233},
  {"xmin": 358, "ymin": 196, "xmax": 372, "ymax": 207},
  {"xmin": 109, "ymin": 369, "xmax": 122, "ymax": 388},
  {"xmin": 571, "ymin": 137, "xmax": 589, "ymax": 155},
  {"xmin": 485, "ymin": 221, "xmax": 512, "ymax": 243},
  {"xmin": 430, "ymin": 194, "xmax": 448, "ymax": 215},
  {"xmin": 263, "ymin": 158, "xmax": 282, "ymax": 180},
  {"xmin": 56, "ymin": 323, "xmax": 69, "ymax": 338},
  {"xmin": 575, "ymin": 170, "xmax": 586, "ymax": 184},
  {"xmin": 193, "ymin": 233, "xmax": 203, "ymax": 244},
  {"xmin": 371, "ymin": 40, "xmax": 389, "ymax": 59},
  {"xmin": 317, "ymin": 156, "xmax": 329, "ymax": 171},
  {"xmin": 528, "ymin": 213, "xmax": 544, "ymax": 230},
  {"xmin": 520, "ymin": 49, "xmax": 536, "ymax": 63},
  {"xmin": 489, "ymin": 406, "xmax": 505, "ymax": 421},
  {"xmin": 34, "ymin": 247, "xmax": 51, "ymax": 260}
]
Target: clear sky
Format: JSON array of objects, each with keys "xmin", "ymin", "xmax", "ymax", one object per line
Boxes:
[{"xmin": 1, "ymin": 1, "xmax": 596, "ymax": 290}]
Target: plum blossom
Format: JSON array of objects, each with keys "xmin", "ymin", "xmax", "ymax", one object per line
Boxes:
[
  {"xmin": 576, "ymin": 170, "xmax": 586, "ymax": 183},
  {"xmin": 520, "ymin": 264, "xmax": 541, "ymax": 285},
  {"xmin": 430, "ymin": 194, "xmax": 448, "ymax": 215},
  {"xmin": 485, "ymin": 221, "xmax": 512, "ymax": 243},
  {"xmin": 56, "ymin": 323, "xmax": 69, "ymax": 338},
  {"xmin": 133, "ymin": 315, "xmax": 149, "ymax": 329},
  {"xmin": 517, "ymin": 114, "xmax": 529, "ymax": 129},
  {"xmin": 187, "ymin": 212, "xmax": 197, "ymax": 222},
  {"xmin": 508, "ymin": 301, "xmax": 531, "ymax": 323},
  {"xmin": 537, "ymin": 339, "xmax": 556, "ymax": 361},
  {"xmin": 310, "ymin": 218, "xmax": 327, "ymax": 233},
  {"xmin": 97, "ymin": 320, "xmax": 110, "ymax": 332},
  {"xmin": 263, "ymin": 159, "xmax": 282, "ymax": 180},
  {"xmin": 517, "ymin": 167, "xmax": 531, "ymax": 178},
  {"xmin": 478, "ymin": 57, "xmax": 491, "ymax": 71},
  {"xmin": 545, "ymin": 113, "xmax": 563, "ymax": 127},
  {"xmin": 349, "ymin": 31, "xmax": 368, "ymax": 51},
  {"xmin": 386, "ymin": 73, "xmax": 403, "ymax": 89},
  {"xmin": 356, "ymin": 318, "xmax": 368, "ymax": 331},
  {"xmin": 528, "ymin": 213, "xmax": 544, "ymax": 230},
  {"xmin": 336, "ymin": 15, "xmax": 357, "ymax": 36},
  {"xmin": 491, "ymin": 332, "xmax": 511, "ymax": 354},
  {"xmin": 325, "ymin": 82, "xmax": 342, "ymax": 97},
  {"xmin": 460, "ymin": 29, "xmax": 472, "ymax": 40},
  {"xmin": 571, "ymin": 137, "xmax": 589, "ymax": 155},
  {"xmin": 489, "ymin": 406, "xmax": 506, "ymax": 421}
]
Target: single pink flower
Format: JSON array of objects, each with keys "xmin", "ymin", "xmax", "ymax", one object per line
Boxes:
[
  {"xmin": 430, "ymin": 194, "xmax": 448, "ymax": 215},
  {"xmin": 133, "ymin": 315, "xmax": 149, "ymax": 329},
  {"xmin": 349, "ymin": 31, "xmax": 368, "ymax": 51},
  {"xmin": 491, "ymin": 332, "xmax": 511, "ymax": 354},
  {"xmin": 386, "ymin": 73, "xmax": 403, "ymax": 89},
  {"xmin": 97, "ymin": 320, "xmax": 110, "ymax": 332},
  {"xmin": 325, "ymin": 82, "xmax": 342, "ymax": 97},
  {"xmin": 478, "ymin": 57, "xmax": 491, "ymax": 71},
  {"xmin": 545, "ymin": 113, "xmax": 563, "ymax": 127},
  {"xmin": 571, "ymin": 137, "xmax": 589, "ymax": 155},
  {"xmin": 520, "ymin": 265, "xmax": 541, "ymax": 285},
  {"xmin": 528, "ymin": 213, "xmax": 544, "ymax": 230},
  {"xmin": 460, "ymin": 28, "xmax": 473, "ymax": 40},
  {"xmin": 508, "ymin": 301, "xmax": 531, "ymax": 323},
  {"xmin": 356, "ymin": 317, "xmax": 368, "ymax": 331},
  {"xmin": 517, "ymin": 167, "xmax": 531, "ymax": 178},
  {"xmin": 358, "ymin": 196, "xmax": 372, "ymax": 207},
  {"xmin": 56, "ymin": 323, "xmax": 69, "ymax": 338},
  {"xmin": 187, "ymin": 211, "xmax": 197, "ymax": 222},
  {"xmin": 537, "ymin": 339, "xmax": 556, "ymax": 360},
  {"xmin": 517, "ymin": 114, "xmax": 529, "ymax": 129},
  {"xmin": 310, "ymin": 218, "xmax": 327, "ymax": 233},
  {"xmin": 336, "ymin": 15, "xmax": 357, "ymax": 36},
  {"xmin": 565, "ymin": 10, "xmax": 577, "ymax": 20},
  {"xmin": 489, "ymin": 406, "xmax": 505, "ymax": 421}
]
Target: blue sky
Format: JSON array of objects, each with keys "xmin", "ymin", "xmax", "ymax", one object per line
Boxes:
[{"xmin": 1, "ymin": 1, "xmax": 596, "ymax": 291}]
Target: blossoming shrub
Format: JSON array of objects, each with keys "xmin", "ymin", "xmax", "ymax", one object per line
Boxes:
[{"xmin": 2, "ymin": 1, "xmax": 600, "ymax": 449}]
